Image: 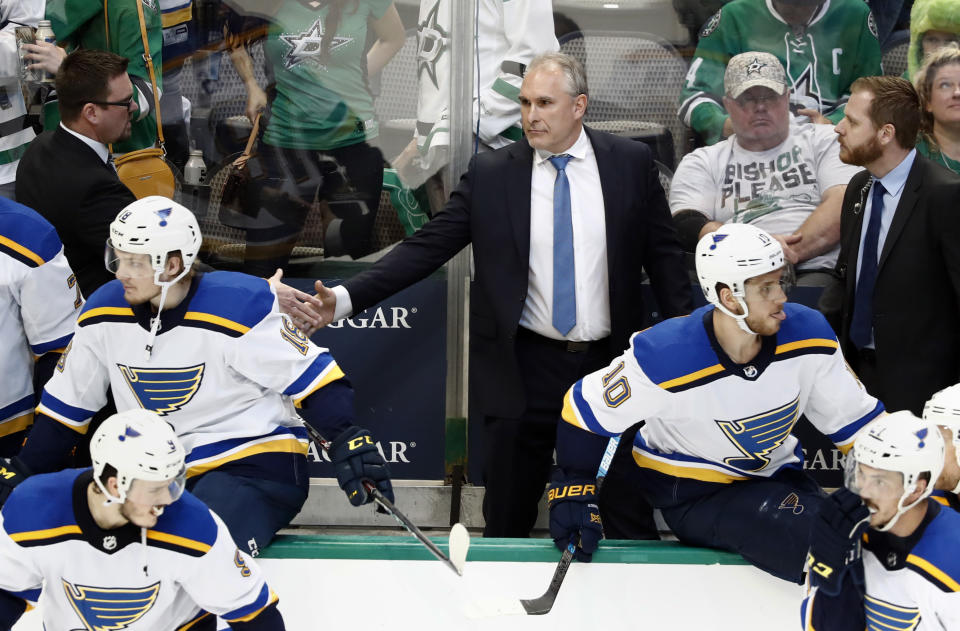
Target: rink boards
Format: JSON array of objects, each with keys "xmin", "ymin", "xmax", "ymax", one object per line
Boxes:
[{"xmin": 13, "ymin": 537, "xmax": 801, "ymax": 630}]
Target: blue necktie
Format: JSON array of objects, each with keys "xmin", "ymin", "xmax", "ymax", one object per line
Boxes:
[
  {"xmin": 549, "ymin": 154, "xmax": 576, "ymax": 336},
  {"xmin": 850, "ymin": 180, "xmax": 886, "ymax": 349}
]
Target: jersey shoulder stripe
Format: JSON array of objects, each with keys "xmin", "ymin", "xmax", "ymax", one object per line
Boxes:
[
  {"xmin": 631, "ymin": 306, "xmax": 727, "ymax": 393},
  {"xmin": 772, "ymin": 304, "xmax": 838, "ymax": 360},
  {"xmin": 146, "ymin": 490, "xmax": 218, "ymax": 556},
  {"xmin": 2, "ymin": 469, "xmax": 84, "ymax": 545},
  {"xmin": 906, "ymin": 507, "xmax": 960, "ymax": 592},
  {"xmin": 0, "ymin": 199, "xmax": 64, "ymax": 267},
  {"xmin": 78, "ymin": 281, "xmax": 135, "ymax": 326},
  {"xmin": 182, "ymin": 272, "xmax": 274, "ymax": 335}
]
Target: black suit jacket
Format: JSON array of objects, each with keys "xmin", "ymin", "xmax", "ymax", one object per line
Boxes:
[
  {"xmin": 836, "ymin": 153, "xmax": 960, "ymax": 414},
  {"xmin": 345, "ymin": 127, "xmax": 693, "ymax": 417},
  {"xmin": 16, "ymin": 126, "xmax": 136, "ymax": 298}
]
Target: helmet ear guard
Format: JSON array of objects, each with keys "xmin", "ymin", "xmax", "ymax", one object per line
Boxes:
[
  {"xmin": 846, "ymin": 411, "xmax": 945, "ymax": 532},
  {"xmin": 695, "ymin": 223, "xmax": 786, "ymax": 334},
  {"xmin": 90, "ymin": 409, "xmax": 186, "ymax": 506}
]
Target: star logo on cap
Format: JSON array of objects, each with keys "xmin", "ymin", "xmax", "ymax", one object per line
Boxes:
[{"xmin": 746, "ymin": 57, "xmax": 766, "ymax": 75}]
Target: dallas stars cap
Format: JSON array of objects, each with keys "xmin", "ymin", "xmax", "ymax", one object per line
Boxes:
[{"xmin": 724, "ymin": 52, "xmax": 788, "ymax": 99}]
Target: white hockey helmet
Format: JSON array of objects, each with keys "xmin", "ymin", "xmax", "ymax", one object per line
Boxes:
[
  {"xmin": 90, "ymin": 408, "xmax": 186, "ymax": 506},
  {"xmin": 845, "ymin": 411, "xmax": 945, "ymax": 531},
  {"xmin": 105, "ymin": 196, "xmax": 202, "ymax": 286},
  {"xmin": 695, "ymin": 223, "xmax": 786, "ymax": 334},
  {"xmin": 923, "ymin": 383, "xmax": 960, "ymax": 493}
]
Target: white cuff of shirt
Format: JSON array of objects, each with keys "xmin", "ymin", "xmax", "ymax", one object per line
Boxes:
[{"xmin": 332, "ymin": 285, "xmax": 353, "ymax": 321}]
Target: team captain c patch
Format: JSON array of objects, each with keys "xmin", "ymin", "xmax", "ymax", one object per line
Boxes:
[{"xmin": 118, "ymin": 364, "xmax": 205, "ymax": 415}]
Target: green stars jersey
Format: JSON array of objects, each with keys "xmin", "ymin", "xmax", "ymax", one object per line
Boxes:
[
  {"xmin": 678, "ymin": 0, "xmax": 882, "ymax": 145},
  {"xmin": 44, "ymin": 0, "xmax": 164, "ymax": 153},
  {"xmin": 263, "ymin": 0, "xmax": 392, "ymax": 150}
]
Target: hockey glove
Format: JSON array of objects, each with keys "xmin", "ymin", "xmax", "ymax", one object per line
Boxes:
[
  {"xmin": 0, "ymin": 457, "xmax": 31, "ymax": 507},
  {"xmin": 547, "ymin": 474, "xmax": 603, "ymax": 562},
  {"xmin": 807, "ymin": 488, "xmax": 870, "ymax": 596},
  {"xmin": 329, "ymin": 426, "xmax": 394, "ymax": 507}
]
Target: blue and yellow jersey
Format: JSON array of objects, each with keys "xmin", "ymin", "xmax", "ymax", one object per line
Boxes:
[
  {"xmin": 0, "ymin": 469, "xmax": 280, "ymax": 629},
  {"xmin": 0, "ymin": 200, "xmax": 80, "ymax": 445},
  {"xmin": 561, "ymin": 304, "xmax": 881, "ymax": 498},
  {"xmin": 35, "ymin": 271, "xmax": 346, "ymax": 481}
]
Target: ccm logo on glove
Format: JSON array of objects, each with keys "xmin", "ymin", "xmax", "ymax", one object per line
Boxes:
[{"xmin": 347, "ymin": 435, "xmax": 374, "ymax": 450}]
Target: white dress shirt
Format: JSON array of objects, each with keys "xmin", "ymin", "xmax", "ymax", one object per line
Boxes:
[
  {"xmin": 332, "ymin": 127, "xmax": 611, "ymax": 342},
  {"xmin": 521, "ymin": 126, "xmax": 609, "ymax": 341},
  {"xmin": 60, "ymin": 122, "xmax": 111, "ymax": 166}
]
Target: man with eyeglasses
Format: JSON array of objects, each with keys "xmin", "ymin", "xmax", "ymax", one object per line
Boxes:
[
  {"xmin": 16, "ymin": 49, "xmax": 137, "ymax": 298},
  {"xmin": 671, "ymin": 52, "xmax": 860, "ymax": 283},
  {"xmin": 550, "ymin": 222, "xmax": 884, "ymax": 584}
]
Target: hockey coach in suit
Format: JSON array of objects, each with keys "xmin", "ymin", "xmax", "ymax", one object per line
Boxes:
[
  {"xmin": 296, "ymin": 51, "xmax": 692, "ymax": 537},
  {"xmin": 833, "ymin": 75, "xmax": 960, "ymax": 416}
]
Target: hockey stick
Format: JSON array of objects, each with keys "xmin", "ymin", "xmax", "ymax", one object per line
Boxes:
[
  {"xmin": 465, "ymin": 435, "xmax": 622, "ymax": 618},
  {"xmin": 303, "ymin": 422, "xmax": 470, "ymax": 576}
]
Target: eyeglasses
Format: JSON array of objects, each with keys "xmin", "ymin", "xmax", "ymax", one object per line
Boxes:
[{"xmin": 88, "ymin": 94, "xmax": 135, "ymax": 109}]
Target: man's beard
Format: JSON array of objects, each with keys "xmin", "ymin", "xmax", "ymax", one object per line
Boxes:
[{"xmin": 840, "ymin": 134, "xmax": 884, "ymax": 166}]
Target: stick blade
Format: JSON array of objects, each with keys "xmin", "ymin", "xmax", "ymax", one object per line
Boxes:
[
  {"xmin": 519, "ymin": 593, "xmax": 558, "ymax": 616},
  {"xmin": 448, "ymin": 522, "xmax": 470, "ymax": 575}
]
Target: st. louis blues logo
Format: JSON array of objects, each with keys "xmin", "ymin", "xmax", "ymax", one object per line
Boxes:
[
  {"xmin": 716, "ymin": 396, "xmax": 800, "ymax": 472},
  {"xmin": 117, "ymin": 364, "xmax": 204, "ymax": 416},
  {"xmin": 154, "ymin": 208, "xmax": 172, "ymax": 227},
  {"xmin": 709, "ymin": 233, "xmax": 728, "ymax": 250},
  {"xmin": 279, "ymin": 18, "xmax": 353, "ymax": 70},
  {"xmin": 864, "ymin": 594, "xmax": 920, "ymax": 631},
  {"xmin": 62, "ymin": 579, "xmax": 160, "ymax": 630}
]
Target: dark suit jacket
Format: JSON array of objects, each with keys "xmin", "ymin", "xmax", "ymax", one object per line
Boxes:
[
  {"xmin": 16, "ymin": 126, "xmax": 136, "ymax": 298},
  {"xmin": 836, "ymin": 153, "xmax": 960, "ymax": 414},
  {"xmin": 344, "ymin": 127, "xmax": 693, "ymax": 418}
]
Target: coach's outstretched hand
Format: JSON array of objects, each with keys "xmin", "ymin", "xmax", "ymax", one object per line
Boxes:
[
  {"xmin": 330, "ymin": 426, "xmax": 394, "ymax": 508},
  {"xmin": 807, "ymin": 488, "xmax": 870, "ymax": 596},
  {"xmin": 0, "ymin": 457, "xmax": 31, "ymax": 507},
  {"xmin": 547, "ymin": 474, "xmax": 603, "ymax": 562}
]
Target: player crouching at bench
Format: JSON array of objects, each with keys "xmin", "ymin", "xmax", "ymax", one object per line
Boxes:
[
  {"xmin": 0, "ymin": 196, "xmax": 393, "ymax": 559},
  {"xmin": 549, "ymin": 223, "xmax": 883, "ymax": 582}
]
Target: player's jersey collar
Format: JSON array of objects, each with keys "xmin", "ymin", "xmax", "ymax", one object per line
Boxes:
[
  {"xmin": 72, "ymin": 470, "xmax": 142, "ymax": 554},
  {"xmin": 131, "ymin": 272, "xmax": 204, "ymax": 334},
  {"xmin": 702, "ymin": 307, "xmax": 777, "ymax": 381}
]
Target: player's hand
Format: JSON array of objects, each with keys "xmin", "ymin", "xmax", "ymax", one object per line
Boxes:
[
  {"xmin": 797, "ymin": 108, "xmax": 831, "ymax": 125},
  {"xmin": 269, "ymin": 269, "xmax": 324, "ymax": 334},
  {"xmin": 0, "ymin": 457, "xmax": 32, "ymax": 507},
  {"xmin": 329, "ymin": 426, "xmax": 394, "ymax": 508},
  {"xmin": 772, "ymin": 233, "xmax": 802, "ymax": 265},
  {"xmin": 807, "ymin": 488, "xmax": 870, "ymax": 596},
  {"xmin": 547, "ymin": 474, "xmax": 603, "ymax": 562},
  {"xmin": 22, "ymin": 41, "xmax": 66, "ymax": 75}
]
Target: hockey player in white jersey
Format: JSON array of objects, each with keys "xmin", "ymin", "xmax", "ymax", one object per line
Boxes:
[
  {"xmin": 550, "ymin": 223, "xmax": 882, "ymax": 581},
  {"xmin": 0, "ymin": 197, "xmax": 393, "ymax": 558},
  {"xmin": 0, "ymin": 199, "xmax": 81, "ymax": 458},
  {"xmin": 923, "ymin": 384, "xmax": 960, "ymax": 511},
  {"xmin": 802, "ymin": 411, "xmax": 960, "ymax": 630},
  {"xmin": 0, "ymin": 409, "xmax": 285, "ymax": 630}
]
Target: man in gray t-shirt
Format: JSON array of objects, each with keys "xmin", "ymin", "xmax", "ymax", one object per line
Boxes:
[{"xmin": 671, "ymin": 52, "xmax": 860, "ymax": 272}]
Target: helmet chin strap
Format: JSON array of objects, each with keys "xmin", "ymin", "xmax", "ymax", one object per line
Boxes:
[
  {"xmin": 876, "ymin": 485, "xmax": 925, "ymax": 532},
  {"xmin": 144, "ymin": 261, "xmax": 191, "ymax": 360},
  {"xmin": 715, "ymin": 296, "xmax": 761, "ymax": 336}
]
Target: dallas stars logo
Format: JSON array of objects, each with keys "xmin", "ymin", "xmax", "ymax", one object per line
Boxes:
[
  {"xmin": 417, "ymin": 1, "xmax": 450, "ymax": 90},
  {"xmin": 279, "ymin": 18, "xmax": 353, "ymax": 71},
  {"xmin": 746, "ymin": 57, "xmax": 766, "ymax": 75}
]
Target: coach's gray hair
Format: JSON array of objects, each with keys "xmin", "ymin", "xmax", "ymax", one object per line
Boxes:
[{"xmin": 525, "ymin": 52, "xmax": 589, "ymax": 98}]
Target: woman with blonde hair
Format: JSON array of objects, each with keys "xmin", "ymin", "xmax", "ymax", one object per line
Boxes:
[{"xmin": 915, "ymin": 44, "xmax": 960, "ymax": 174}]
